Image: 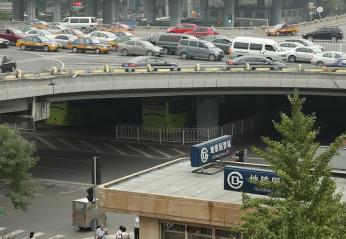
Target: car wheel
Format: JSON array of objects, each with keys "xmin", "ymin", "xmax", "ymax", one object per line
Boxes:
[
  {"xmin": 208, "ymin": 54, "xmax": 216, "ymax": 61},
  {"xmin": 11, "ymin": 65, "xmax": 16, "ymax": 72},
  {"xmin": 316, "ymin": 61, "xmax": 324, "ymax": 67},
  {"xmin": 163, "ymin": 48, "xmax": 169, "ymax": 55},
  {"xmin": 121, "ymin": 49, "xmax": 129, "ymax": 56},
  {"xmin": 72, "ymin": 47, "xmax": 78, "ymax": 53},
  {"xmin": 307, "ymin": 36, "xmax": 313, "ymax": 42},
  {"xmin": 81, "ymin": 27, "xmax": 88, "ymax": 33},
  {"xmin": 276, "ymin": 31, "xmax": 280, "ymax": 36},
  {"xmin": 95, "ymin": 48, "xmax": 100, "ymax": 54},
  {"xmin": 181, "ymin": 52, "xmax": 188, "ymax": 59},
  {"xmin": 288, "ymin": 55, "xmax": 296, "ymax": 63},
  {"xmin": 147, "ymin": 50, "xmax": 153, "ymax": 56},
  {"xmin": 20, "ymin": 44, "xmax": 26, "ymax": 51},
  {"xmin": 331, "ymin": 36, "xmax": 337, "ymax": 43},
  {"xmin": 44, "ymin": 46, "xmax": 49, "ymax": 52}
]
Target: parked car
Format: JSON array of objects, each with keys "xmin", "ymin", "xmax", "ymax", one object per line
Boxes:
[
  {"xmin": 156, "ymin": 34, "xmax": 197, "ymax": 55},
  {"xmin": 118, "ymin": 40, "xmax": 163, "ymax": 56},
  {"xmin": 284, "ymin": 39, "xmax": 324, "ymax": 51},
  {"xmin": 47, "ymin": 25, "xmax": 68, "ymax": 34},
  {"xmin": 279, "ymin": 41, "xmax": 304, "ymax": 51},
  {"xmin": 68, "ymin": 37, "xmax": 110, "ymax": 53},
  {"xmin": 325, "ymin": 58, "xmax": 346, "ymax": 67},
  {"xmin": 0, "ymin": 56, "xmax": 16, "ymax": 73},
  {"xmin": 121, "ymin": 56, "xmax": 179, "ymax": 71},
  {"xmin": 0, "ymin": 28, "xmax": 26, "ymax": 44},
  {"xmin": 54, "ymin": 34, "xmax": 78, "ymax": 49},
  {"xmin": 302, "ymin": 27, "xmax": 343, "ymax": 42},
  {"xmin": 25, "ymin": 29, "xmax": 55, "ymax": 40},
  {"xmin": 225, "ymin": 55, "xmax": 286, "ymax": 70},
  {"xmin": 177, "ymin": 39, "xmax": 224, "ymax": 61},
  {"xmin": 166, "ymin": 23, "xmax": 197, "ymax": 34},
  {"xmin": 311, "ymin": 51, "xmax": 346, "ymax": 66},
  {"xmin": 30, "ymin": 20, "xmax": 48, "ymax": 30},
  {"xmin": 62, "ymin": 17, "xmax": 98, "ymax": 33},
  {"xmin": 209, "ymin": 36, "xmax": 232, "ymax": 54},
  {"xmin": 286, "ymin": 46, "xmax": 322, "ymax": 63},
  {"xmin": 0, "ymin": 37, "xmax": 9, "ymax": 48},
  {"xmin": 59, "ymin": 28, "xmax": 85, "ymax": 37},
  {"xmin": 114, "ymin": 31, "xmax": 134, "ymax": 38},
  {"xmin": 88, "ymin": 31, "xmax": 118, "ymax": 50},
  {"xmin": 266, "ymin": 23, "xmax": 298, "ymax": 36},
  {"xmin": 16, "ymin": 36, "xmax": 61, "ymax": 52},
  {"xmin": 185, "ymin": 27, "xmax": 219, "ymax": 37},
  {"xmin": 101, "ymin": 23, "xmax": 133, "ymax": 33}
]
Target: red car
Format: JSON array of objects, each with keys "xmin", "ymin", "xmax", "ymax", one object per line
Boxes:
[
  {"xmin": 166, "ymin": 23, "xmax": 197, "ymax": 34},
  {"xmin": 0, "ymin": 28, "xmax": 27, "ymax": 44},
  {"xmin": 185, "ymin": 27, "xmax": 219, "ymax": 37}
]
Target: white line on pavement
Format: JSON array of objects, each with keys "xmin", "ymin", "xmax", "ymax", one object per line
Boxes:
[
  {"xmin": 47, "ymin": 234, "xmax": 65, "ymax": 239},
  {"xmin": 0, "ymin": 227, "xmax": 6, "ymax": 232},
  {"xmin": 3, "ymin": 230, "xmax": 25, "ymax": 238},
  {"xmin": 170, "ymin": 148, "xmax": 186, "ymax": 155},
  {"xmin": 125, "ymin": 144, "xmax": 154, "ymax": 158},
  {"xmin": 147, "ymin": 146, "xmax": 172, "ymax": 158},
  {"xmin": 57, "ymin": 138, "xmax": 80, "ymax": 151},
  {"xmin": 102, "ymin": 142, "xmax": 128, "ymax": 155},
  {"xmin": 21, "ymin": 51, "xmax": 65, "ymax": 70},
  {"xmin": 36, "ymin": 136, "xmax": 58, "ymax": 149},
  {"xmin": 58, "ymin": 190, "xmax": 75, "ymax": 194},
  {"xmin": 79, "ymin": 140, "xmax": 104, "ymax": 154},
  {"xmin": 33, "ymin": 232, "xmax": 45, "ymax": 237}
]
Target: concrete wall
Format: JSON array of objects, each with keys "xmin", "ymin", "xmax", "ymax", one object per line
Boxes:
[{"xmin": 140, "ymin": 217, "xmax": 160, "ymax": 239}]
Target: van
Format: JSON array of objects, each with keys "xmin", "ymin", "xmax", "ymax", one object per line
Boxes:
[
  {"xmin": 177, "ymin": 39, "xmax": 224, "ymax": 61},
  {"xmin": 230, "ymin": 37, "xmax": 286, "ymax": 62},
  {"xmin": 62, "ymin": 17, "xmax": 97, "ymax": 33},
  {"xmin": 157, "ymin": 34, "xmax": 197, "ymax": 55}
]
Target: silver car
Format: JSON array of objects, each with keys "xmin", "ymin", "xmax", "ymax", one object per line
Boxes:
[
  {"xmin": 286, "ymin": 46, "xmax": 322, "ymax": 63},
  {"xmin": 279, "ymin": 41, "xmax": 304, "ymax": 51},
  {"xmin": 118, "ymin": 40, "xmax": 163, "ymax": 56},
  {"xmin": 311, "ymin": 51, "xmax": 345, "ymax": 66},
  {"xmin": 54, "ymin": 34, "xmax": 77, "ymax": 49}
]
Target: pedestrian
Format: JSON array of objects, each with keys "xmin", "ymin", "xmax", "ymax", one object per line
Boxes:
[
  {"xmin": 134, "ymin": 216, "xmax": 139, "ymax": 239},
  {"xmin": 29, "ymin": 232, "xmax": 35, "ymax": 239},
  {"xmin": 116, "ymin": 225, "xmax": 130, "ymax": 239},
  {"xmin": 96, "ymin": 224, "xmax": 108, "ymax": 239}
]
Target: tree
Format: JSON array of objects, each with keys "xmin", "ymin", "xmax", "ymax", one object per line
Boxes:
[
  {"xmin": 0, "ymin": 125, "xmax": 37, "ymax": 211},
  {"xmin": 239, "ymin": 92, "xmax": 346, "ymax": 238}
]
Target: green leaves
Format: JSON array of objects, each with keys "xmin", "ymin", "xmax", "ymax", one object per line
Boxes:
[{"xmin": 0, "ymin": 125, "xmax": 37, "ymax": 211}]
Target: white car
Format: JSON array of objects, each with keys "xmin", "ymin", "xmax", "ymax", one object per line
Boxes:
[
  {"xmin": 47, "ymin": 25, "xmax": 68, "ymax": 34},
  {"xmin": 284, "ymin": 39, "xmax": 324, "ymax": 52},
  {"xmin": 54, "ymin": 34, "xmax": 77, "ymax": 48},
  {"xmin": 88, "ymin": 31, "xmax": 118, "ymax": 50},
  {"xmin": 286, "ymin": 46, "xmax": 322, "ymax": 63},
  {"xmin": 279, "ymin": 41, "xmax": 304, "ymax": 51},
  {"xmin": 311, "ymin": 51, "xmax": 346, "ymax": 66},
  {"xmin": 25, "ymin": 29, "xmax": 55, "ymax": 40}
]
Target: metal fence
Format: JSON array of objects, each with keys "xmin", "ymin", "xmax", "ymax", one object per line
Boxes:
[
  {"xmin": 314, "ymin": 40, "xmax": 345, "ymax": 52},
  {"xmin": 115, "ymin": 113, "xmax": 272, "ymax": 145}
]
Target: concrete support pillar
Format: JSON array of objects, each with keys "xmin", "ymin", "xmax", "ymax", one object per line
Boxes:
[
  {"xmin": 200, "ymin": 0, "xmax": 208, "ymax": 24},
  {"xmin": 27, "ymin": 0, "xmax": 36, "ymax": 22},
  {"xmin": 103, "ymin": 0, "xmax": 114, "ymax": 24},
  {"xmin": 169, "ymin": 0, "xmax": 182, "ymax": 26},
  {"xmin": 187, "ymin": 0, "xmax": 193, "ymax": 17},
  {"xmin": 165, "ymin": 0, "xmax": 169, "ymax": 17},
  {"xmin": 113, "ymin": 0, "xmax": 121, "ymax": 21},
  {"xmin": 53, "ymin": 0, "xmax": 61, "ymax": 22},
  {"xmin": 270, "ymin": 0, "xmax": 282, "ymax": 25},
  {"xmin": 224, "ymin": 0, "xmax": 235, "ymax": 27},
  {"xmin": 86, "ymin": 0, "xmax": 97, "ymax": 17},
  {"xmin": 196, "ymin": 97, "xmax": 219, "ymax": 128},
  {"xmin": 121, "ymin": 0, "xmax": 128, "ymax": 20},
  {"xmin": 144, "ymin": 0, "xmax": 155, "ymax": 24},
  {"xmin": 257, "ymin": 0, "xmax": 265, "ymax": 9},
  {"xmin": 13, "ymin": 0, "xmax": 24, "ymax": 21}
]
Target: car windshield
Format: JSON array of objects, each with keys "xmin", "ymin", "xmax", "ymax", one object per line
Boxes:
[
  {"xmin": 273, "ymin": 44, "xmax": 282, "ymax": 51},
  {"xmin": 204, "ymin": 42, "xmax": 215, "ymax": 48},
  {"xmin": 142, "ymin": 41, "xmax": 154, "ymax": 47},
  {"xmin": 104, "ymin": 31, "xmax": 117, "ymax": 38},
  {"xmin": 273, "ymin": 24, "xmax": 283, "ymax": 29},
  {"xmin": 40, "ymin": 37, "xmax": 51, "ymax": 42},
  {"xmin": 13, "ymin": 29, "xmax": 23, "ymax": 34}
]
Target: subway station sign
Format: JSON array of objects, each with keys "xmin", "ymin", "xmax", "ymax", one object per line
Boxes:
[
  {"xmin": 224, "ymin": 166, "xmax": 279, "ymax": 195},
  {"xmin": 190, "ymin": 135, "xmax": 232, "ymax": 167}
]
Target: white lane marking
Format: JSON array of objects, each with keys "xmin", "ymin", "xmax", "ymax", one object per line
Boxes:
[
  {"xmin": 170, "ymin": 148, "xmax": 186, "ymax": 155},
  {"xmin": 0, "ymin": 227, "xmax": 6, "ymax": 232},
  {"xmin": 36, "ymin": 136, "xmax": 58, "ymax": 149},
  {"xmin": 47, "ymin": 235, "xmax": 65, "ymax": 239},
  {"xmin": 20, "ymin": 51, "xmax": 65, "ymax": 69},
  {"xmin": 147, "ymin": 146, "xmax": 172, "ymax": 158},
  {"xmin": 36, "ymin": 166, "xmax": 75, "ymax": 173},
  {"xmin": 125, "ymin": 144, "xmax": 154, "ymax": 158},
  {"xmin": 102, "ymin": 142, "xmax": 128, "ymax": 155},
  {"xmin": 33, "ymin": 232, "xmax": 45, "ymax": 237},
  {"xmin": 58, "ymin": 190, "xmax": 75, "ymax": 194},
  {"xmin": 3, "ymin": 230, "xmax": 25, "ymax": 238},
  {"xmin": 79, "ymin": 140, "xmax": 104, "ymax": 154},
  {"xmin": 57, "ymin": 138, "xmax": 80, "ymax": 151}
]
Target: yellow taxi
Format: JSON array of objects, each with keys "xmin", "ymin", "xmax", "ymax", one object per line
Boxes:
[
  {"xmin": 31, "ymin": 20, "xmax": 49, "ymax": 30},
  {"xmin": 266, "ymin": 23, "xmax": 299, "ymax": 36},
  {"xmin": 16, "ymin": 35, "xmax": 61, "ymax": 52},
  {"xmin": 101, "ymin": 23, "xmax": 133, "ymax": 33},
  {"xmin": 67, "ymin": 37, "xmax": 110, "ymax": 54}
]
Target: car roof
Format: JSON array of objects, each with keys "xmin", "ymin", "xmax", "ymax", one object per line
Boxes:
[
  {"xmin": 233, "ymin": 36, "xmax": 278, "ymax": 45},
  {"xmin": 128, "ymin": 56, "xmax": 161, "ymax": 63}
]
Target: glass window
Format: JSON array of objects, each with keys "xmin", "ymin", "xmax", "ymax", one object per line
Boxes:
[
  {"xmin": 212, "ymin": 39, "xmax": 223, "ymax": 44},
  {"xmin": 91, "ymin": 18, "xmax": 96, "ymax": 23},
  {"xmin": 126, "ymin": 41, "xmax": 135, "ymax": 46},
  {"xmin": 305, "ymin": 48, "xmax": 314, "ymax": 53},
  {"xmin": 70, "ymin": 18, "xmax": 79, "ymax": 23},
  {"xmin": 180, "ymin": 40, "xmax": 188, "ymax": 46},
  {"xmin": 198, "ymin": 42, "xmax": 205, "ymax": 48},
  {"xmin": 189, "ymin": 41, "xmax": 198, "ymax": 47},
  {"xmin": 265, "ymin": 45, "xmax": 275, "ymax": 51},
  {"xmin": 334, "ymin": 53, "xmax": 342, "ymax": 59},
  {"xmin": 233, "ymin": 42, "xmax": 248, "ymax": 49},
  {"xmin": 296, "ymin": 47, "xmax": 306, "ymax": 52},
  {"xmin": 80, "ymin": 18, "xmax": 89, "ymax": 23},
  {"xmin": 341, "ymin": 60, "xmax": 346, "ymax": 64},
  {"xmin": 280, "ymin": 43, "xmax": 289, "ymax": 47},
  {"xmin": 196, "ymin": 27, "xmax": 207, "ymax": 32},
  {"xmin": 136, "ymin": 41, "xmax": 143, "ymax": 46},
  {"xmin": 155, "ymin": 58, "xmax": 165, "ymax": 64},
  {"xmin": 250, "ymin": 43, "xmax": 262, "ymax": 51},
  {"xmin": 322, "ymin": 53, "xmax": 333, "ymax": 58}
]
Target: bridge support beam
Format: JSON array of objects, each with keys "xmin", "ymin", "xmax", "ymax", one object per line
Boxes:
[
  {"xmin": 270, "ymin": 0, "xmax": 282, "ymax": 26},
  {"xmin": 223, "ymin": 0, "xmax": 235, "ymax": 27},
  {"xmin": 197, "ymin": 97, "xmax": 219, "ymax": 128},
  {"xmin": 257, "ymin": 0, "xmax": 265, "ymax": 9},
  {"xmin": 86, "ymin": 0, "xmax": 97, "ymax": 17},
  {"xmin": 13, "ymin": 0, "xmax": 24, "ymax": 21},
  {"xmin": 169, "ymin": 0, "xmax": 182, "ymax": 26},
  {"xmin": 27, "ymin": 0, "xmax": 36, "ymax": 22},
  {"xmin": 53, "ymin": 0, "xmax": 61, "ymax": 22},
  {"xmin": 144, "ymin": 0, "xmax": 156, "ymax": 25},
  {"xmin": 200, "ymin": 0, "xmax": 208, "ymax": 24},
  {"xmin": 32, "ymin": 97, "xmax": 50, "ymax": 122},
  {"xmin": 103, "ymin": 0, "xmax": 114, "ymax": 24}
]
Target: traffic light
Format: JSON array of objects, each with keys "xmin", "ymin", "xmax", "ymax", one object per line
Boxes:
[
  {"xmin": 86, "ymin": 187, "xmax": 94, "ymax": 202},
  {"xmin": 91, "ymin": 157, "xmax": 102, "ymax": 185}
]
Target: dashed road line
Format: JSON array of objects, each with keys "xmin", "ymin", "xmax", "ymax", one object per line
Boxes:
[
  {"xmin": 102, "ymin": 142, "xmax": 128, "ymax": 155},
  {"xmin": 3, "ymin": 230, "xmax": 25, "ymax": 238},
  {"xmin": 125, "ymin": 144, "xmax": 154, "ymax": 158},
  {"xmin": 0, "ymin": 227, "xmax": 6, "ymax": 232},
  {"xmin": 36, "ymin": 136, "xmax": 58, "ymax": 149},
  {"xmin": 147, "ymin": 146, "xmax": 172, "ymax": 158},
  {"xmin": 58, "ymin": 190, "xmax": 75, "ymax": 194},
  {"xmin": 79, "ymin": 140, "xmax": 104, "ymax": 154},
  {"xmin": 57, "ymin": 138, "xmax": 80, "ymax": 151},
  {"xmin": 170, "ymin": 148, "xmax": 186, "ymax": 155},
  {"xmin": 47, "ymin": 234, "xmax": 65, "ymax": 239},
  {"xmin": 33, "ymin": 232, "xmax": 45, "ymax": 237}
]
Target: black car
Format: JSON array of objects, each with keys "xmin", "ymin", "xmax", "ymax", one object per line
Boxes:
[
  {"xmin": 226, "ymin": 55, "xmax": 286, "ymax": 70},
  {"xmin": 210, "ymin": 36, "xmax": 232, "ymax": 54},
  {"xmin": 122, "ymin": 56, "xmax": 179, "ymax": 71},
  {"xmin": 302, "ymin": 27, "xmax": 343, "ymax": 42},
  {"xmin": 0, "ymin": 56, "xmax": 16, "ymax": 73},
  {"xmin": 0, "ymin": 37, "xmax": 9, "ymax": 48}
]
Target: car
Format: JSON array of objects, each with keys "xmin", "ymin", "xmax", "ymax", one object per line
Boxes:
[
  {"xmin": 266, "ymin": 23, "xmax": 299, "ymax": 36},
  {"xmin": 286, "ymin": 46, "xmax": 322, "ymax": 63},
  {"xmin": 177, "ymin": 39, "xmax": 224, "ymax": 61},
  {"xmin": 118, "ymin": 40, "xmax": 163, "ymax": 56},
  {"xmin": 0, "ymin": 37, "xmax": 9, "ymax": 48},
  {"xmin": 25, "ymin": 29, "xmax": 55, "ymax": 40},
  {"xmin": 0, "ymin": 28, "xmax": 26, "ymax": 44},
  {"xmin": 88, "ymin": 31, "xmax": 118, "ymax": 50},
  {"xmin": 302, "ymin": 27, "xmax": 343, "ymax": 42},
  {"xmin": 58, "ymin": 28, "xmax": 85, "ymax": 37},
  {"xmin": 156, "ymin": 34, "xmax": 197, "ymax": 55},
  {"xmin": 101, "ymin": 23, "xmax": 133, "ymax": 33},
  {"xmin": 279, "ymin": 41, "xmax": 304, "ymax": 51},
  {"xmin": 311, "ymin": 51, "xmax": 346, "ymax": 67},
  {"xmin": 0, "ymin": 56, "xmax": 16, "ymax": 73},
  {"xmin": 185, "ymin": 27, "xmax": 219, "ymax": 37},
  {"xmin": 225, "ymin": 55, "xmax": 286, "ymax": 70},
  {"xmin": 284, "ymin": 39, "xmax": 324, "ymax": 52},
  {"xmin": 166, "ymin": 23, "xmax": 198, "ymax": 34},
  {"xmin": 121, "ymin": 56, "xmax": 179, "ymax": 71},
  {"xmin": 62, "ymin": 17, "xmax": 98, "ymax": 33},
  {"xmin": 47, "ymin": 25, "xmax": 68, "ymax": 34},
  {"xmin": 30, "ymin": 20, "xmax": 48, "ymax": 30},
  {"xmin": 209, "ymin": 36, "xmax": 232, "ymax": 54},
  {"xmin": 54, "ymin": 34, "xmax": 78, "ymax": 49},
  {"xmin": 68, "ymin": 37, "xmax": 110, "ymax": 54},
  {"xmin": 113, "ymin": 31, "xmax": 134, "ymax": 38},
  {"xmin": 16, "ymin": 36, "xmax": 61, "ymax": 52},
  {"xmin": 325, "ymin": 58, "xmax": 346, "ymax": 67}
]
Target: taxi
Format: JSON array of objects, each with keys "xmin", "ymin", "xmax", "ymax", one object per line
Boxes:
[
  {"xmin": 266, "ymin": 23, "xmax": 299, "ymax": 36},
  {"xmin": 67, "ymin": 37, "xmax": 110, "ymax": 54},
  {"xmin": 88, "ymin": 31, "xmax": 118, "ymax": 50},
  {"xmin": 101, "ymin": 23, "xmax": 133, "ymax": 33},
  {"xmin": 31, "ymin": 20, "xmax": 49, "ymax": 30},
  {"xmin": 16, "ymin": 35, "xmax": 61, "ymax": 52}
]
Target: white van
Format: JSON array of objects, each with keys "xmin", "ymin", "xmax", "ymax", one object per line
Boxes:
[
  {"xmin": 62, "ymin": 17, "xmax": 97, "ymax": 33},
  {"xmin": 230, "ymin": 37, "xmax": 287, "ymax": 61}
]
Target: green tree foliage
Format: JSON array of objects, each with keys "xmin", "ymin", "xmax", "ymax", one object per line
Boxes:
[
  {"xmin": 239, "ymin": 92, "xmax": 346, "ymax": 238},
  {"xmin": 0, "ymin": 125, "xmax": 37, "ymax": 211}
]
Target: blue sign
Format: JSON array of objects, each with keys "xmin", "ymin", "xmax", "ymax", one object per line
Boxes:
[
  {"xmin": 190, "ymin": 135, "xmax": 232, "ymax": 167},
  {"xmin": 224, "ymin": 166, "xmax": 279, "ymax": 195}
]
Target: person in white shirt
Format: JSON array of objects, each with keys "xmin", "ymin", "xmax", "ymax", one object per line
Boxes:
[
  {"xmin": 96, "ymin": 224, "xmax": 108, "ymax": 239},
  {"xmin": 116, "ymin": 225, "xmax": 130, "ymax": 239},
  {"xmin": 134, "ymin": 216, "xmax": 139, "ymax": 239}
]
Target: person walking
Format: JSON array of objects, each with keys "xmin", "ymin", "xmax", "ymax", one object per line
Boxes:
[
  {"xmin": 134, "ymin": 216, "xmax": 139, "ymax": 239},
  {"xmin": 29, "ymin": 232, "xmax": 35, "ymax": 239},
  {"xmin": 116, "ymin": 225, "xmax": 130, "ymax": 239},
  {"xmin": 96, "ymin": 224, "xmax": 109, "ymax": 239}
]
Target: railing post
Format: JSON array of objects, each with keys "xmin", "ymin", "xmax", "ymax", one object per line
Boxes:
[
  {"xmin": 207, "ymin": 129, "xmax": 210, "ymax": 140},
  {"xmin": 250, "ymin": 119, "xmax": 253, "ymax": 132},
  {"xmin": 137, "ymin": 127, "xmax": 140, "ymax": 143},
  {"xmin": 159, "ymin": 128, "xmax": 162, "ymax": 144},
  {"xmin": 231, "ymin": 123, "xmax": 234, "ymax": 136},
  {"xmin": 182, "ymin": 130, "xmax": 185, "ymax": 146},
  {"xmin": 115, "ymin": 125, "xmax": 118, "ymax": 141},
  {"xmin": 242, "ymin": 120, "xmax": 244, "ymax": 135}
]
